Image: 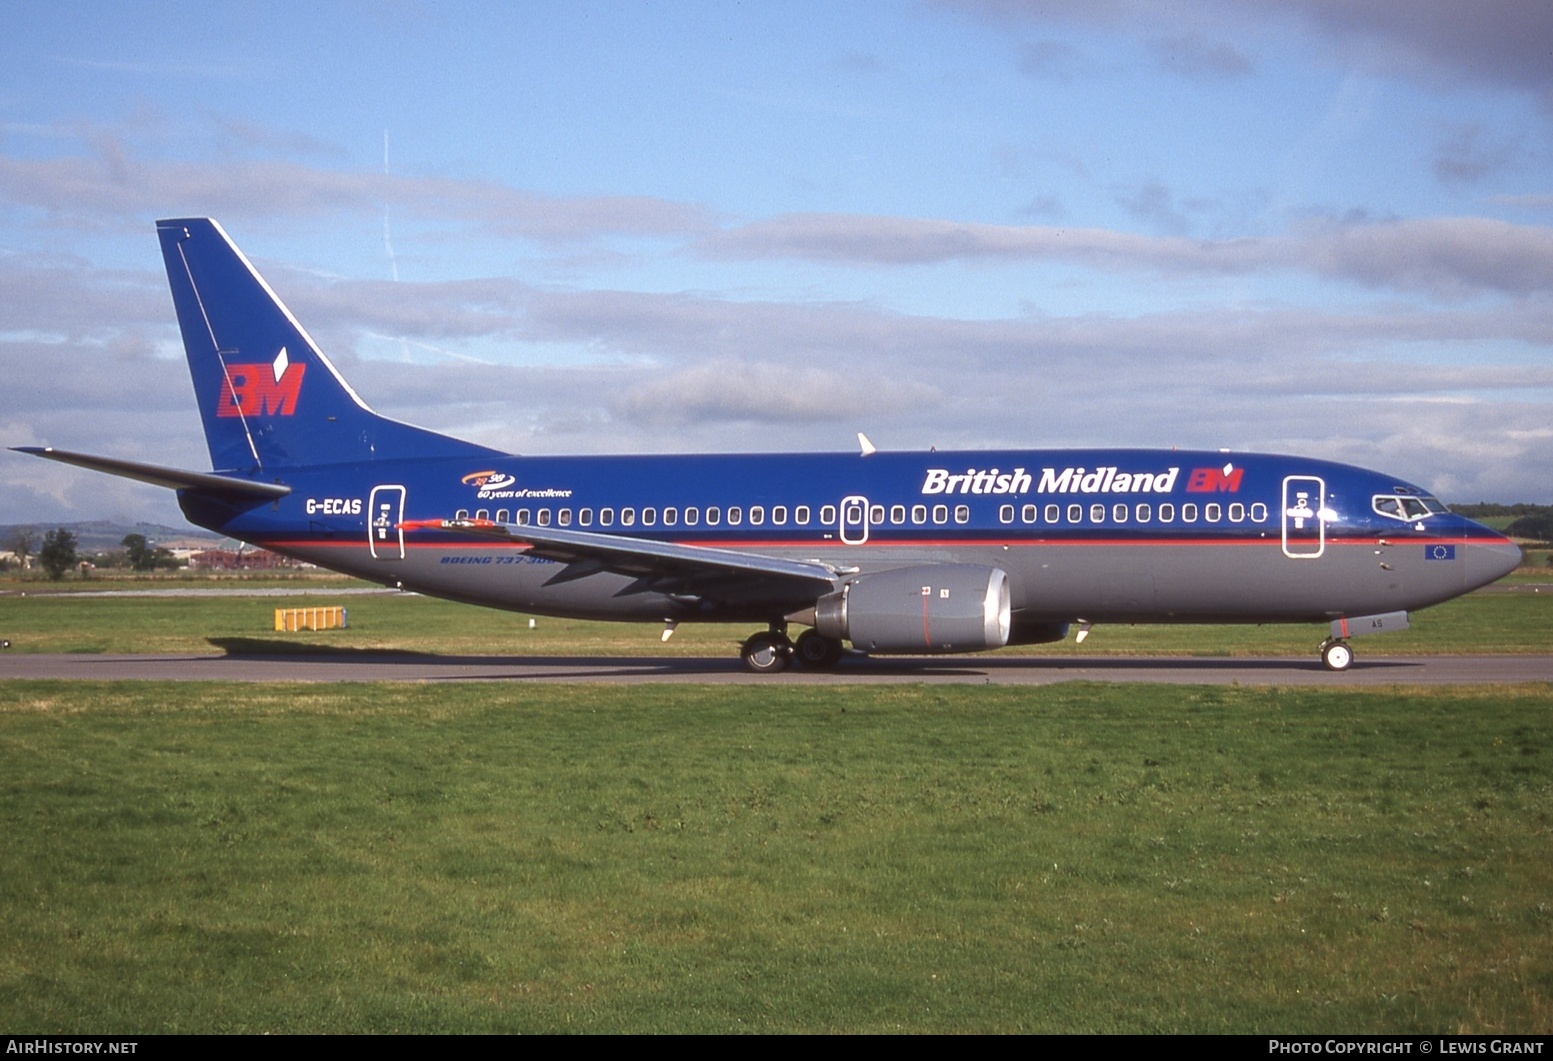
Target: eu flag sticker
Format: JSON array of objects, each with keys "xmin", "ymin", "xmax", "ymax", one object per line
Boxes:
[{"xmin": 1426, "ymin": 544, "xmax": 1456, "ymax": 561}]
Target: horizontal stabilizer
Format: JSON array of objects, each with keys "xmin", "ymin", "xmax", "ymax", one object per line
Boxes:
[{"xmin": 12, "ymin": 447, "xmax": 291, "ymax": 499}]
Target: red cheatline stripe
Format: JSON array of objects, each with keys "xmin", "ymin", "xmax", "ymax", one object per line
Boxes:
[{"xmin": 255, "ymin": 534, "xmax": 1493, "ymax": 551}]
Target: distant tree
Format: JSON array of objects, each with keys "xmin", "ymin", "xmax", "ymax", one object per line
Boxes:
[
  {"xmin": 39, "ymin": 528, "xmax": 78, "ymax": 581},
  {"xmin": 1505, "ymin": 513, "xmax": 1553, "ymax": 544},
  {"xmin": 5, "ymin": 527, "xmax": 38, "ymax": 570},
  {"xmin": 120, "ymin": 533, "xmax": 174, "ymax": 572}
]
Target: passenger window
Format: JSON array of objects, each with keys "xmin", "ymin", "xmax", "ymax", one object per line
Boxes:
[
  {"xmin": 749, "ymin": 506, "xmax": 764, "ymax": 525},
  {"xmin": 706, "ymin": 506, "xmax": 720, "ymax": 526},
  {"xmin": 954, "ymin": 505, "xmax": 970, "ymax": 524},
  {"xmin": 496, "ymin": 509, "xmax": 509, "ymax": 523},
  {"xmin": 844, "ymin": 503, "xmax": 862, "ymax": 524},
  {"xmin": 538, "ymin": 509, "xmax": 551, "ymax": 526},
  {"xmin": 869, "ymin": 505, "xmax": 884, "ymax": 524},
  {"xmin": 662, "ymin": 507, "xmax": 677, "ymax": 526},
  {"xmin": 726, "ymin": 507, "xmax": 740, "ymax": 525},
  {"xmin": 1045, "ymin": 504, "xmax": 1060, "ymax": 523},
  {"xmin": 621, "ymin": 509, "xmax": 635, "ymax": 526},
  {"xmin": 795, "ymin": 506, "xmax": 811, "ymax": 525},
  {"xmin": 771, "ymin": 506, "xmax": 787, "ymax": 525},
  {"xmin": 1229, "ymin": 503, "xmax": 1244, "ymax": 523},
  {"xmin": 1182, "ymin": 503, "xmax": 1198, "ymax": 522},
  {"xmin": 1090, "ymin": 504, "xmax": 1106, "ymax": 523},
  {"xmin": 558, "ymin": 509, "xmax": 572, "ymax": 526},
  {"xmin": 1000, "ymin": 504, "xmax": 1014, "ymax": 524},
  {"xmin": 476, "ymin": 508, "xmax": 489, "ymax": 521},
  {"xmin": 684, "ymin": 507, "xmax": 698, "ymax": 526},
  {"xmin": 820, "ymin": 505, "xmax": 837, "ymax": 525},
  {"xmin": 1250, "ymin": 503, "xmax": 1267, "ymax": 522},
  {"xmin": 600, "ymin": 508, "xmax": 614, "ymax": 526},
  {"xmin": 641, "ymin": 508, "xmax": 655, "ymax": 526},
  {"xmin": 516, "ymin": 509, "xmax": 530, "ymax": 525},
  {"xmin": 1068, "ymin": 504, "xmax": 1083, "ymax": 523},
  {"xmin": 455, "ymin": 508, "xmax": 469, "ymax": 520},
  {"xmin": 932, "ymin": 505, "xmax": 948, "ymax": 524},
  {"xmin": 1135, "ymin": 503, "xmax": 1151, "ymax": 522},
  {"xmin": 579, "ymin": 509, "xmax": 592, "ymax": 526},
  {"xmin": 912, "ymin": 505, "xmax": 927, "ymax": 524},
  {"xmin": 1113, "ymin": 503, "xmax": 1128, "ymax": 523},
  {"xmin": 891, "ymin": 505, "xmax": 905, "ymax": 524},
  {"xmin": 1158, "ymin": 503, "xmax": 1174, "ymax": 522},
  {"xmin": 1022, "ymin": 504, "xmax": 1037, "ymax": 523},
  {"xmin": 1205, "ymin": 503, "xmax": 1222, "ymax": 522}
]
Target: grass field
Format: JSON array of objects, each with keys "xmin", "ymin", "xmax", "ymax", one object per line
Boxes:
[
  {"xmin": 2, "ymin": 574, "xmax": 1549, "ymax": 1032},
  {"xmin": 0, "ymin": 680, "xmax": 1549, "ymax": 1033}
]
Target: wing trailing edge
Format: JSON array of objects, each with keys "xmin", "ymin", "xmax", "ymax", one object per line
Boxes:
[{"xmin": 401, "ymin": 518, "xmax": 840, "ymax": 597}]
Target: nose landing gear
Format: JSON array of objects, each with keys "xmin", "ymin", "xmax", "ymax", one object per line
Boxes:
[{"xmin": 1320, "ymin": 638, "xmax": 1353, "ymax": 671}]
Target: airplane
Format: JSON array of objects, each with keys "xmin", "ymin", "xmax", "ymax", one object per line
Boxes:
[{"xmin": 14, "ymin": 218, "xmax": 1523, "ymax": 673}]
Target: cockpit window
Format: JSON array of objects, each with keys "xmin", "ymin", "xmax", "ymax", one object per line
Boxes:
[{"xmin": 1373, "ymin": 494, "xmax": 1443, "ymax": 521}]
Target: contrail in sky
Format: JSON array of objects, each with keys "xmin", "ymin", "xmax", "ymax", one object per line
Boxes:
[{"xmin": 382, "ymin": 129, "xmax": 400, "ymax": 283}]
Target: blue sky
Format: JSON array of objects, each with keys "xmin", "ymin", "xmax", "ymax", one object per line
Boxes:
[{"xmin": 3, "ymin": 0, "xmax": 1551, "ymax": 525}]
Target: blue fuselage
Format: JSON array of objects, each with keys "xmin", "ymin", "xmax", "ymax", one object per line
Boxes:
[{"xmin": 180, "ymin": 446, "xmax": 1521, "ymax": 631}]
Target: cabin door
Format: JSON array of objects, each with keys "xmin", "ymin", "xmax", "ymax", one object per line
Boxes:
[
  {"xmin": 368, "ymin": 485, "xmax": 406, "ymax": 560},
  {"xmin": 839, "ymin": 494, "xmax": 870, "ymax": 545},
  {"xmin": 1281, "ymin": 475, "xmax": 1326, "ymax": 559}
]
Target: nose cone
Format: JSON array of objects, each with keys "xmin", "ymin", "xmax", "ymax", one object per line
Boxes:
[{"xmin": 1464, "ymin": 530, "xmax": 1522, "ymax": 590}]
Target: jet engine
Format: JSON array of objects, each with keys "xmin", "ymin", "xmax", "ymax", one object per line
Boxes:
[{"xmin": 807, "ymin": 564, "xmax": 1011, "ymax": 653}]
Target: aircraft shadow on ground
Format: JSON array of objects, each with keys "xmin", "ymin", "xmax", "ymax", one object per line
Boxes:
[{"xmin": 204, "ymin": 638, "xmax": 1416, "ymax": 674}]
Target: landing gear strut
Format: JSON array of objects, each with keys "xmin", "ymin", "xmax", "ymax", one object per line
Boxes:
[
  {"xmin": 1320, "ymin": 638, "xmax": 1354, "ymax": 671},
  {"xmin": 740, "ymin": 625, "xmax": 793, "ymax": 674}
]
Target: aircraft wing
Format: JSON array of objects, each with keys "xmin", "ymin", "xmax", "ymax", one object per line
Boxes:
[
  {"xmin": 403, "ymin": 518, "xmax": 840, "ymax": 600},
  {"xmin": 12, "ymin": 447, "xmax": 291, "ymax": 500}
]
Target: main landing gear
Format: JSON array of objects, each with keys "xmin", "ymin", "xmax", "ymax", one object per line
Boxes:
[
  {"xmin": 794, "ymin": 628, "xmax": 844, "ymax": 669},
  {"xmin": 739, "ymin": 625, "xmax": 846, "ymax": 674},
  {"xmin": 740, "ymin": 628, "xmax": 792, "ymax": 674},
  {"xmin": 1319, "ymin": 638, "xmax": 1354, "ymax": 672}
]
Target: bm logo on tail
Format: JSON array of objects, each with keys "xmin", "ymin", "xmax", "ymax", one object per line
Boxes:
[{"xmin": 217, "ymin": 348, "xmax": 305, "ymax": 418}]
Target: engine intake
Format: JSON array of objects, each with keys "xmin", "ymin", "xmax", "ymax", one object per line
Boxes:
[{"xmin": 810, "ymin": 564, "xmax": 1011, "ymax": 653}]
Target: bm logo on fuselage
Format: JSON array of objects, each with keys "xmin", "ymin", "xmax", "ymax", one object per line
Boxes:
[{"xmin": 217, "ymin": 348, "xmax": 305, "ymax": 418}]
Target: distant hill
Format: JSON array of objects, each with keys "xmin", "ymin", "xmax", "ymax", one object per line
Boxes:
[
  {"xmin": 0, "ymin": 521, "xmax": 227, "ymax": 555},
  {"xmin": 1451, "ymin": 503, "xmax": 1553, "ymax": 519},
  {"xmin": 1452, "ymin": 503, "xmax": 1553, "ymax": 543}
]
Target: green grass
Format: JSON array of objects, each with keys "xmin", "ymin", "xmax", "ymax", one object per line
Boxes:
[
  {"xmin": 1, "ymin": 681, "xmax": 1549, "ymax": 1033},
  {"xmin": 1, "ymin": 581, "xmax": 1550, "ymax": 657}
]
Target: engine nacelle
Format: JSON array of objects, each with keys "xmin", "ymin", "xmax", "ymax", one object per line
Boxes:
[{"xmin": 812, "ymin": 564, "xmax": 1011, "ymax": 654}]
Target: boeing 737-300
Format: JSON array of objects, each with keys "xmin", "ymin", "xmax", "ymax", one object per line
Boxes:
[{"xmin": 14, "ymin": 219, "xmax": 1523, "ymax": 672}]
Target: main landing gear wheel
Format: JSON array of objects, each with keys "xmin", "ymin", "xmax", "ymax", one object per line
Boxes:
[
  {"xmin": 794, "ymin": 629, "xmax": 844, "ymax": 670},
  {"xmin": 1321, "ymin": 640, "xmax": 1354, "ymax": 672},
  {"xmin": 740, "ymin": 631, "xmax": 793, "ymax": 674}
]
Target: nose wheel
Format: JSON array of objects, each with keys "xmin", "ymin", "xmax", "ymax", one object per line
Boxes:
[{"xmin": 1320, "ymin": 639, "xmax": 1353, "ymax": 671}]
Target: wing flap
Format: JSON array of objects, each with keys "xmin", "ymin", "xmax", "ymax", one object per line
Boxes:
[{"xmin": 403, "ymin": 518, "xmax": 839, "ymax": 598}]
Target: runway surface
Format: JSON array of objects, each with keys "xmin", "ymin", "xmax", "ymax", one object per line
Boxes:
[{"xmin": 2, "ymin": 651, "xmax": 1549, "ymax": 685}]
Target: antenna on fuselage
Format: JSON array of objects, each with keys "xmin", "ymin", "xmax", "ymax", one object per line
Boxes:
[{"xmin": 857, "ymin": 432, "xmax": 877, "ymax": 457}]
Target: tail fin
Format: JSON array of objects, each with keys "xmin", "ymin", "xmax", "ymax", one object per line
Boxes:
[{"xmin": 156, "ymin": 218, "xmax": 499, "ymax": 472}]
